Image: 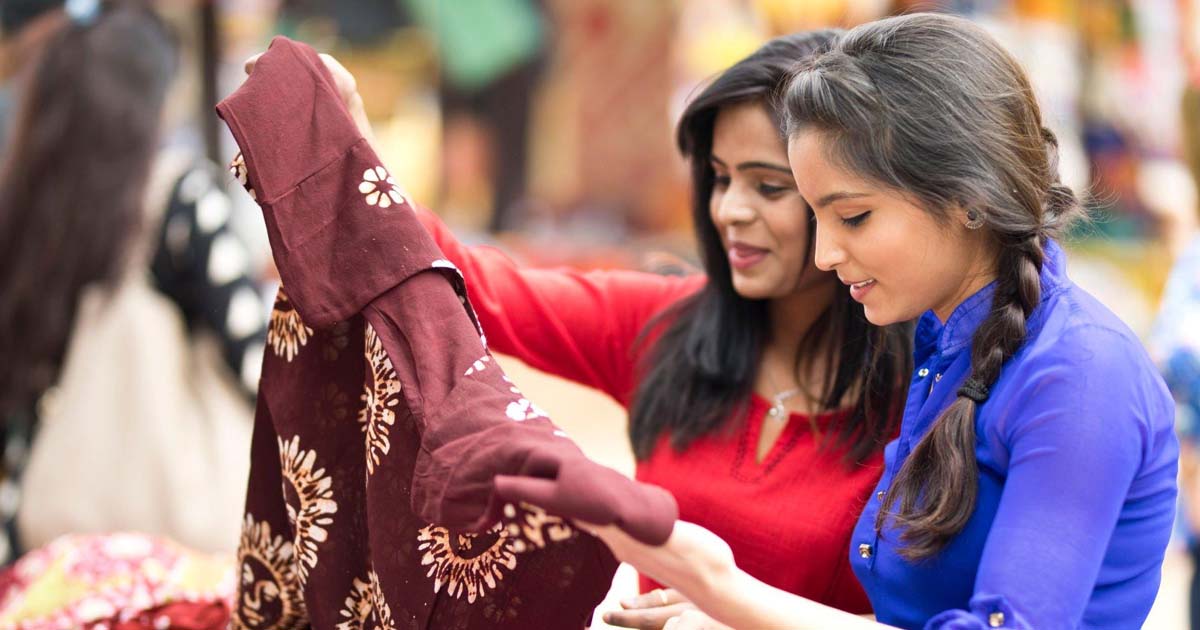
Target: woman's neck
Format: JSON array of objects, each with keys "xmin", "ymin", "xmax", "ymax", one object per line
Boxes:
[
  {"xmin": 766, "ymin": 281, "xmax": 835, "ymax": 360},
  {"xmin": 759, "ymin": 281, "xmax": 838, "ymax": 408}
]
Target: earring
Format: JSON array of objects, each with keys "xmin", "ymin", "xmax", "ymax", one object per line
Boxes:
[{"xmin": 964, "ymin": 209, "xmax": 984, "ymax": 230}]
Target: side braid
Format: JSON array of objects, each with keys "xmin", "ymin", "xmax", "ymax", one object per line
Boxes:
[{"xmin": 877, "ymin": 235, "xmax": 1043, "ymax": 559}]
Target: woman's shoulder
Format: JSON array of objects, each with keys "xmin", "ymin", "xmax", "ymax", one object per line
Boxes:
[{"xmin": 996, "ymin": 281, "xmax": 1174, "ymax": 442}]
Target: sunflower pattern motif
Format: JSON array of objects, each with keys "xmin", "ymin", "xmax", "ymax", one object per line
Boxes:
[
  {"xmin": 234, "ymin": 516, "xmax": 307, "ymax": 630},
  {"xmin": 277, "ymin": 435, "xmax": 338, "ymax": 586},
  {"xmin": 268, "ymin": 290, "xmax": 313, "ymax": 362},
  {"xmin": 230, "ymin": 152, "xmax": 256, "ymax": 200},
  {"xmin": 417, "ymin": 521, "xmax": 517, "ymax": 604},
  {"xmin": 501, "ymin": 503, "xmax": 575, "ymax": 554},
  {"xmin": 416, "ymin": 503, "xmax": 577, "ymax": 606},
  {"xmin": 359, "ymin": 166, "xmax": 406, "ymax": 208},
  {"xmin": 360, "ymin": 324, "xmax": 402, "ymax": 476},
  {"xmin": 335, "ymin": 570, "xmax": 396, "ymax": 630}
]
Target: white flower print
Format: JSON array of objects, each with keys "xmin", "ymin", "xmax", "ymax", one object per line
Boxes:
[
  {"xmin": 358, "ymin": 166, "xmax": 406, "ymax": 209},
  {"xmin": 503, "ymin": 376, "xmax": 547, "ymax": 422},
  {"xmin": 464, "ymin": 355, "xmax": 491, "ymax": 377}
]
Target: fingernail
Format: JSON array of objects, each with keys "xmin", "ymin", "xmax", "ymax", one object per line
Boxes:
[
  {"xmin": 602, "ymin": 612, "xmax": 613, "ymax": 623},
  {"xmin": 619, "ymin": 598, "xmax": 635, "ymax": 608}
]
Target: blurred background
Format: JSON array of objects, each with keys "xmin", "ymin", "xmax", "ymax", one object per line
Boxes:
[{"xmin": 2, "ymin": 0, "xmax": 1199, "ymax": 628}]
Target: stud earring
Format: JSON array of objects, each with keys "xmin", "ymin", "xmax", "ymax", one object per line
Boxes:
[{"xmin": 964, "ymin": 209, "xmax": 984, "ymax": 230}]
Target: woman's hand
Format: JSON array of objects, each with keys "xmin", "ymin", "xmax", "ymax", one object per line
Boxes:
[
  {"xmin": 603, "ymin": 589, "xmax": 695, "ymax": 629},
  {"xmin": 661, "ymin": 610, "xmax": 736, "ymax": 630},
  {"xmin": 243, "ymin": 51, "xmax": 374, "ymax": 141},
  {"xmin": 584, "ymin": 521, "xmax": 736, "ymax": 607}
]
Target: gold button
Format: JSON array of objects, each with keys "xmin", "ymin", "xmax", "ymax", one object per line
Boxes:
[
  {"xmin": 876, "ymin": 491, "xmax": 885, "ymax": 501},
  {"xmin": 918, "ymin": 368, "xmax": 929, "ymax": 378},
  {"xmin": 988, "ymin": 611, "xmax": 1004, "ymax": 627},
  {"xmin": 858, "ymin": 543, "xmax": 872, "ymax": 559}
]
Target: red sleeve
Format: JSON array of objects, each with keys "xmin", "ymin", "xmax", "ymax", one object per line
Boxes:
[{"xmin": 416, "ymin": 207, "xmax": 703, "ymax": 405}]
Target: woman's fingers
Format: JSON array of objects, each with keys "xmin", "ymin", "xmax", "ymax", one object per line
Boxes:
[
  {"xmin": 620, "ymin": 588, "xmax": 687, "ymax": 609},
  {"xmin": 317, "ymin": 53, "xmax": 358, "ymax": 103},
  {"xmin": 242, "ymin": 51, "xmax": 357, "ymax": 105},
  {"xmin": 243, "ymin": 53, "xmax": 263, "ymax": 75},
  {"xmin": 664, "ymin": 609, "xmax": 734, "ymax": 630},
  {"xmin": 603, "ymin": 602, "xmax": 696, "ymax": 629}
]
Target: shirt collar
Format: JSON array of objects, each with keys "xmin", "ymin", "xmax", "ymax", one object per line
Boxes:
[{"xmin": 915, "ymin": 239, "xmax": 1068, "ymax": 359}]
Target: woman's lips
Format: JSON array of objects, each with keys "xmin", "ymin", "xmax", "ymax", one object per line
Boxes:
[
  {"xmin": 728, "ymin": 243, "xmax": 768, "ymax": 270},
  {"xmin": 848, "ymin": 279, "xmax": 876, "ymax": 302}
]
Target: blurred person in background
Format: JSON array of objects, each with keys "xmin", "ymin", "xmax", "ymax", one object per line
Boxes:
[
  {"xmin": 0, "ymin": 0, "xmax": 265, "ymax": 563},
  {"xmin": 293, "ymin": 29, "xmax": 913, "ymax": 629},
  {"xmin": 0, "ymin": 0, "xmax": 65, "ymax": 154},
  {"xmin": 404, "ymin": 0, "xmax": 548, "ymax": 233},
  {"xmin": 1150, "ymin": 2, "xmax": 1200, "ymax": 626}
]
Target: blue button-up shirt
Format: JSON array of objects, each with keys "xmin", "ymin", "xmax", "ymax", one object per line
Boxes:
[{"xmin": 852, "ymin": 240, "xmax": 1179, "ymax": 629}]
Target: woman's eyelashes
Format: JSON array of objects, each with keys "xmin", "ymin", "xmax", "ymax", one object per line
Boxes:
[
  {"xmin": 757, "ymin": 182, "xmax": 792, "ymax": 198},
  {"xmin": 711, "ymin": 172, "xmax": 792, "ymax": 199},
  {"xmin": 840, "ymin": 210, "xmax": 872, "ymax": 227}
]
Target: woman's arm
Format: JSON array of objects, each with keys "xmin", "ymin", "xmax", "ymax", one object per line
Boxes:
[
  {"xmin": 412, "ymin": 206, "xmax": 701, "ymax": 399},
  {"xmin": 588, "ymin": 522, "xmax": 893, "ymax": 630}
]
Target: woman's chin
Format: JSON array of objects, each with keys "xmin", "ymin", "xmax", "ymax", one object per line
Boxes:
[{"xmin": 731, "ymin": 281, "xmax": 773, "ymax": 301}]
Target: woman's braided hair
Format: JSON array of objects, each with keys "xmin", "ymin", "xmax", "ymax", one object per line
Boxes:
[{"xmin": 783, "ymin": 13, "xmax": 1083, "ymax": 559}]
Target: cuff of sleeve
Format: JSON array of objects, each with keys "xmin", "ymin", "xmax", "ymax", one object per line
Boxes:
[
  {"xmin": 216, "ymin": 36, "xmax": 358, "ymax": 203},
  {"xmin": 925, "ymin": 594, "xmax": 1027, "ymax": 630},
  {"xmin": 216, "ymin": 37, "xmax": 447, "ymax": 327}
]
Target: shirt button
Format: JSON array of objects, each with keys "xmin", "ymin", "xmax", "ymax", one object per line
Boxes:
[
  {"xmin": 876, "ymin": 491, "xmax": 885, "ymax": 501},
  {"xmin": 858, "ymin": 543, "xmax": 872, "ymax": 559},
  {"xmin": 934, "ymin": 373, "xmax": 943, "ymax": 382},
  {"xmin": 988, "ymin": 611, "xmax": 1005, "ymax": 627},
  {"xmin": 918, "ymin": 368, "xmax": 929, "ymax": 378}
]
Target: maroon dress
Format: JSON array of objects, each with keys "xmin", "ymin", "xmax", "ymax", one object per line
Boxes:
[{"xmin": 216, "ymin": 36, "xmax": 675, "ymax": 630}]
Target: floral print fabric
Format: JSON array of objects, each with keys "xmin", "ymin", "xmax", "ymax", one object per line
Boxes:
[{"xmin": 216, "ymin": 36, "xmax": 651, "ymax": 629}]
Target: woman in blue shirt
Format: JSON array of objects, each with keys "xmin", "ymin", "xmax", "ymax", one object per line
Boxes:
[{"xmin": 497, "ymin": 12, "xmax": 1179, "ymax": 630}]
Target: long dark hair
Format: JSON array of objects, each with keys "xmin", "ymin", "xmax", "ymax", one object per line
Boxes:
[
  {"xmin": 628, "ymin": 31, "xmax": 912, "ymax": 465},
  {"xmin": 0, "ymin": 0, "xmax": 178, "ymax": 416},
  {"xmin": 784, "ymin": 13, "xmax": 1084, "ymax": 560}
]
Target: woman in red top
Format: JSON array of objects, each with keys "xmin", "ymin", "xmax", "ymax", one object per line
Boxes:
[{"xmin": 400, "ymin": 30, "xmax": 913, "ymax": 627}]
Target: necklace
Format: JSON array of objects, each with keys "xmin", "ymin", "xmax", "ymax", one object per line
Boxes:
[{"xmin": 768, "ymin": 387, "xmax": 802, "ymax": 421}]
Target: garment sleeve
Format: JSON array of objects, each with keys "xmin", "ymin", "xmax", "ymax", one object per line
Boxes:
[
  {"xmin": 364, "ymin": 272, "xmax": 677, "ymax": 545},
  {"xmin": 216, "ymin": 35, "xmax": 677, "ymax": 544},
  {"xmin": 925, "ymin": 331, "xmax": 1175, "ymax": 629},
  {"xmin": 415, "ymin": 207, "xmax": 701, "ymax": 402}
]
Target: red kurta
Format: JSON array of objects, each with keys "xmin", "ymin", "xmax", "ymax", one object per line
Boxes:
[{"xmin": 418, "ymin": 209, "xmax": 883, "ymax": 613}]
